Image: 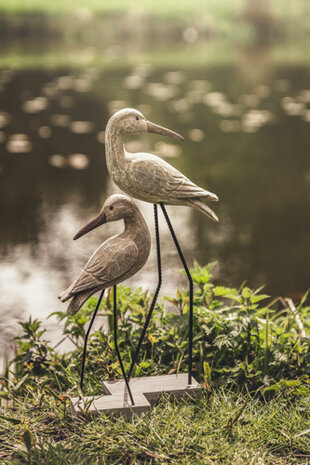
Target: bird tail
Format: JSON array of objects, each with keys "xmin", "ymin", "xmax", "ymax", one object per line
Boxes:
[
  {"xmin": 186, "ymin": 198, "xmax": 219, "ymax": 222},
  {"xmin": 58, "ymin": 285, "xmax": 74, "ymax": 302},
  {"xmin": 58, "ymin": 285, "xmax": 96, "ymax": 315},
  {"xmin": 66, "ymin": 289, "xmax": 95, "ymax": 315}
]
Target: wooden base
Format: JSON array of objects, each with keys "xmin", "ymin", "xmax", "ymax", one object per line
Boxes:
[{"xmin": 70, "ymin": 373, "xmax": 202, "ymax": 418}]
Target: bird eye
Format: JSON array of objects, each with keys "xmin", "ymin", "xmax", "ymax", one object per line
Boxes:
[
  {"xmin": 109, "ymin": 206, "xmax": 114, "ymax": 211},
  {"xmin": 136, "ymin": 116, "xmax": 139, "ymax": 120}
]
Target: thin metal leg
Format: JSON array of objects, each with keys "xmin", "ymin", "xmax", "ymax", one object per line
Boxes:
[
  {"xmin": 80, "ymin": 288, "xmax": 105, "ymax": 392},
  {"xmin": 128, "ymin": 203, "xmax": 162, "ymax": 380},
  {"xmin": 113, "ymin": 285, "xmax": 134, "ymax": 406},
  {"xmin": 159, "ymin": 203, "xmax": 193, "ymax": 385}
]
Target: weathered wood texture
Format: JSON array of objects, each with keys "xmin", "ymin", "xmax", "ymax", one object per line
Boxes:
[
  {"xmin": 59, "ymin": 194, "xmax": 151, "ymax": 315},
  {"xmin": 70, "ymin": 373, "xmax": 202, "ymax": 418},
  {"xmin": 105, "ymin": 108, "xmax": 219, "ymax": 222}
]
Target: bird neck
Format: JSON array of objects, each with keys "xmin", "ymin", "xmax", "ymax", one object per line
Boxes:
[
  {"xmin": 105, "ymin": 123, "xmax": 127, "ymax": 172},
  {"xmin": 123, "ymin": 211, "xmax": 148, "ymax": 241}
]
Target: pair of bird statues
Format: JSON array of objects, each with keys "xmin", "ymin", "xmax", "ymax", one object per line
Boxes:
[{"xmin": 59, "ymin": 108, "xmax": 219, "ymax": 404}]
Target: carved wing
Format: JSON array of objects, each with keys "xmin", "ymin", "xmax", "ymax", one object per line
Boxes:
[
  {"xmin": 70, "ymin": 238, "xmax": 139, "ymax": 295},
  {"xmin": 129, "ymin": 158, "xmax": 211, "ymax": 199}
]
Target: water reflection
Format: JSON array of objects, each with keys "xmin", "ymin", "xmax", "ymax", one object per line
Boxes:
[{"xmin": 0, "ymin": 45, "xmax": 310, "ymax": 352}]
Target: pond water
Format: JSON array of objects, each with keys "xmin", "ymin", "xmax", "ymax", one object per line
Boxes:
[{"xmin": 0, "ymin": 37, "xmax": 310, "ymax": 354}]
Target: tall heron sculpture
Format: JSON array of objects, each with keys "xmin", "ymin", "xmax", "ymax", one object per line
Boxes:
[{"xmin": 105, "ymin": 108, "xmax": 219, "ymax": 385}]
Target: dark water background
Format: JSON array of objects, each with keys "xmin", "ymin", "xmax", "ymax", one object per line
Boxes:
[{"xmin": 0, "ymin": 37, "xmax": 310, "ymax": 357}]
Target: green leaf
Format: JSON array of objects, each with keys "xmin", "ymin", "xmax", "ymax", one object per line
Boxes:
[
  {"xmin": 23, "ymin": 428, "xmax": 34, "ymax": 452},
  {"xmin": 251, "ymin": 294, "xmax": 270, "ymax": 303},
  {"xmin": 242, "ymin": 287, "xmax": 252, "ymax": 299},
  {"xmin": 203, "ymin": 361, "xmax": 212, "ymax": 385},
  {"xmin": 139, "ymin": 361, "xmax": 150, "ymax": 369},
  {"xmin": 213, "ymin": 286, "xmax": 237, "ymax": 297}
]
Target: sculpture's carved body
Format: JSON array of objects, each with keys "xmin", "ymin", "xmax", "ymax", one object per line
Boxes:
[
  {"xmin": 105, "ymin": 108, "xmax": 219, "ymax": 221},
  {"xmin": 59, "ymin": 194, "xmax": 151, "ymax": 315}
]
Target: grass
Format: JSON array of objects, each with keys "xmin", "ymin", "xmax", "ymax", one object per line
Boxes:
[
  {"xmin": 1, "ymin": 389, "xmax": 310, "ymax": 464},
  {"xmin": 1, "ymin": 263, "xmax": 309, "ymax": 464}
]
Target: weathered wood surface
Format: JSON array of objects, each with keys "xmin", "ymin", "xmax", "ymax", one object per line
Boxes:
[
  {"xmin": 105, "ymin": 108, "xmax": 219, "ymax": 222},
  {"xmin": 58, "ymin": 194, "xmax": 151, "ymax": 315},
  {"xmin": 70, "ymin": 373, "xmax": 202, "ymax": 418}
]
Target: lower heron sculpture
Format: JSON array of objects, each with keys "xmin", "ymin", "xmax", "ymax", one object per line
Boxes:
[
  {"xmin": 105, "ymin": 108, "xmax": 219, "ymax": 385},
  {"xmin": 58, "ymin": 194, "xmax": 151, "ymax": 404}
]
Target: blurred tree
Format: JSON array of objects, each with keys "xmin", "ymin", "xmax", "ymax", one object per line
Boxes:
[{"xmin": 238, "ymin": 0, "xmax": 281, "ymax": 40}]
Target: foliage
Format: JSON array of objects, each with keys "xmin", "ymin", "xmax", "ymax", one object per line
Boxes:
[
  {"xmin": 0, "ymin": 263, "xmax": 309, "ymax": 463},
  {"xmin": 0, "ymin": 0, "xmax": 309, "ymax": 31},
  {"xmin": 3, "ymin": 263, "xmax": 310, "ymax": 396}
]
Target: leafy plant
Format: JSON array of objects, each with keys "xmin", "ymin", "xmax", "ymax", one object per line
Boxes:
[{"xmin": 4, "ymin": 262, "xmax": 308, "ymax": 397}]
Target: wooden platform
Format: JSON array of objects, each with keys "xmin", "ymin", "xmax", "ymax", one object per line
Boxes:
[{"xmin": 70, "ymin": 373, "xmax": 202, "ymax": 418}]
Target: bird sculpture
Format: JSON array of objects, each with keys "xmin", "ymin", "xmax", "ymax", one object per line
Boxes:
[
  {"xmin": 105, "ymin": 108, "xmax": 219, "ymax": 384},
  {"xmin": 59, "ymin": 194, "xmax": 151, "ymax": 403},
  {"xmin": 105, "ymin": 108, "xmax": 218, "ymax": 221}
]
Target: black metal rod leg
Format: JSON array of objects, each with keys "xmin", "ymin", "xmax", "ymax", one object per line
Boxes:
[
  {"xmin": 128, "ymin": 203, "xmax": 162, "ymax": 380},
  {"xmin": 80, "ymin": 288, "xmax": 105, "ymax": 392},
  {"xmin": 159, "ymin": 203, "xmax": 193, "ymax": 386},
  {"xmin": 113, "ymin": 285, "xmax": 135, "ymax": 406}
]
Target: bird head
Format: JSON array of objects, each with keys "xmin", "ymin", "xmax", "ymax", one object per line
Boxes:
[
  {"xmin": 73, "ymin": 194, "xmax": 137, "ymax": 240},
  {"xmin": 107, "ymin": 108, "xmax": 184, "ymax": 141}
]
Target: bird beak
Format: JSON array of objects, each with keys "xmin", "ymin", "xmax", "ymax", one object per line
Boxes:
[
  {"xmin": 74, "ymin": 212, "xmax": 106, "ymax": 240},
  {"xmin": 147, "ymin": 121, "xmax": 184, "ymax": 141}
]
